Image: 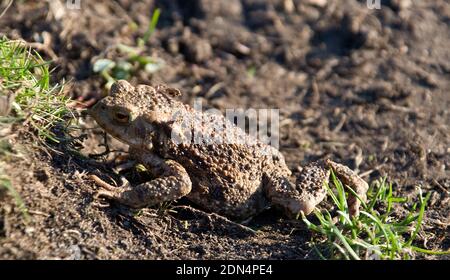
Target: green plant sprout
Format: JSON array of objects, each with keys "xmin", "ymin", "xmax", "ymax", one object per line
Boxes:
[
  {"xmin": 93, "ymin": 8, "xmax": 164, "ymax": 89},
  {"xmin": 301, "ymin": 172, "xmax": 450, "ymax": 259}
]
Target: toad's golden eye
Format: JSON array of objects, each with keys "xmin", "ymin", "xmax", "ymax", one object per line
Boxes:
[{"xmin": 114, "ymin": 112, "xmax": 130, "ymax": 123}]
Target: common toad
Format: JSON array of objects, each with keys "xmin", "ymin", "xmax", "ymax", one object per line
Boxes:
[{"xmin": 89, "ymin": 80, "xmax": 368, "ymax": 219}]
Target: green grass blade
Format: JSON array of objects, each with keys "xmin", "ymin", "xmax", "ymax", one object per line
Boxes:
[
  {"xmin": 410, "ymin": 246, "xmax": 450, "ymax": 255},
  {"xmin": 140, "ymin": 8, "xmax": 161, "ymax": 46},
  {"xmin": 406, "ymin": 191, "xmax": 431, "ymax": 246},
  {"xmin": 329, "ymin": 222, "xmax": 360, "ymax": 260}
]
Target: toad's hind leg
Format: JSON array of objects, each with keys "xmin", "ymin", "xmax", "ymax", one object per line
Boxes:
[
  {"xmin": 93, "ymin": 155, "xmax": 192, "ymax": 208},
  {"xmin": 265, "ymin": 160, "xmax": 368, "ymax": 218},
  {"xmin": 265, "ymin": 161, "xmax": 329, "ymax": 218}
]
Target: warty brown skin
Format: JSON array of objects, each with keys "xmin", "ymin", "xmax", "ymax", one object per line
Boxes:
[{"xmin": 89, "ymin": 80, "xmax": 368, "ymax": 219}]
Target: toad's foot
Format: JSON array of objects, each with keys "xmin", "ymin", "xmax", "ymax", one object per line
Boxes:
[
  {"xmin": 91, "ymin": 158, "xmax": 192, "ymax": 208},
  {"xmin": 91, "ymin": 174, "xmax": 126, "ymax": 192},
  {"xmin": 90, "ymin": 174, "xmax": 131, "ymax": 202},
  {"xmin": 266, "ymin": 159, "xmax": 368, "ymax": 218},
  {"xmin": 325, "ymin": 159, "xmax": 368, "ymax": 216}
]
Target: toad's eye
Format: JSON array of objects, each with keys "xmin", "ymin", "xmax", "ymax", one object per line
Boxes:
[{"xmin": 114, "ymin": 112, "xmax": 130, "ymax": 123}]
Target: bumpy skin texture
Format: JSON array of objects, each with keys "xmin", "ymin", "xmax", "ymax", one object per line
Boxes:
[{"xmin": 89, "ymin": 80, "xmax": 368, "ymax": 219}]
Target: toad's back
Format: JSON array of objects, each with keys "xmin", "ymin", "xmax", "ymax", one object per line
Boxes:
[{"xmin": 151, "ymin": 104, "xmax": 291, "ymax": 218}]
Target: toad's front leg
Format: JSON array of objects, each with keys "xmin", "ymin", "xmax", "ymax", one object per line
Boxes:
[
  {"xmin": 266, "ymin": 159, "xmax": 368, "ymax": 218},
  {"xmin": 92, "ymin": 152, "xmax": 192, "ymax": 208}
]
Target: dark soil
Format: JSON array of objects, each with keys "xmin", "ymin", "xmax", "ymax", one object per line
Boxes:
[{"xmin": 0, "ymin": 0, "xmax": 448, "ymax": 259}]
